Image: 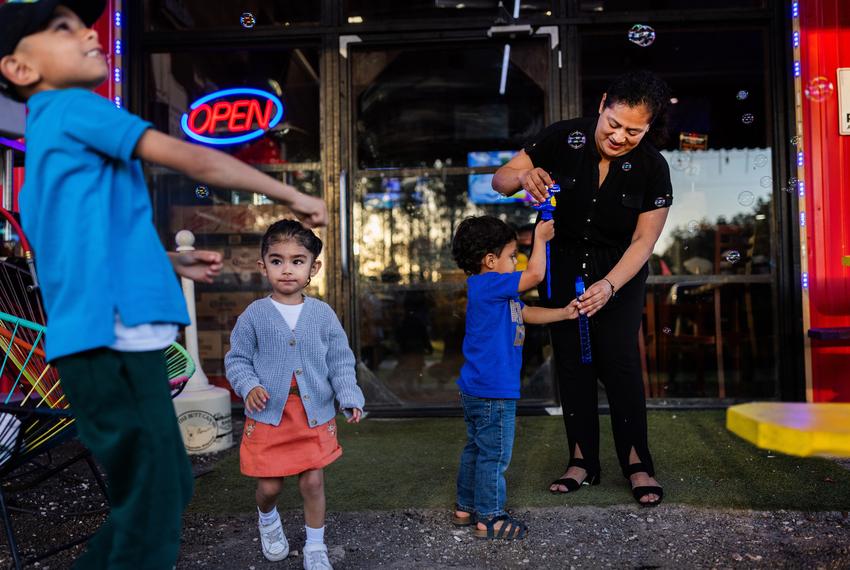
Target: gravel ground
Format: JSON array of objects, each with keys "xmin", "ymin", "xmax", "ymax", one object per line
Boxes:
[
  {"xmin": 1, "ymin": 433, "xmax": 849, "ymax": 569},
  {"xmin": 176, "ymin": 507, "xmax": 850, "ymax": 569}
]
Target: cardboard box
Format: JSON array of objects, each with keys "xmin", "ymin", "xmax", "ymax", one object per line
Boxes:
[
  {"xmin": 221, "ymin": 246, "xmax": 260, "ymax": 281},
  {"xmin": 169, "ymin": 204, "xmax": 292, "ymax": 235},
  {"xmin": 195, "ymin": 292, "xmax": 260, "ymax": 318},
  {"xmin": 197, "ymin": 331, "xmax": 223, "ymax": 360}
]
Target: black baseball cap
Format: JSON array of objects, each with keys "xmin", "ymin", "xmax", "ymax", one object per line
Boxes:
[{"xmin": 0, "ymin": 0, "xmax": 106, "ymax": 100}]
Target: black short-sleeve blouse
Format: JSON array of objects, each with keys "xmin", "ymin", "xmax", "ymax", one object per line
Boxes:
[{"xmin": 523, "ymin": 118, "xmax": 673, "ymax": 304}]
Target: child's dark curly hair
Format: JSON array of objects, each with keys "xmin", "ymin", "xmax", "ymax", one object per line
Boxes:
[
  {"xmin": 604, "ymin": 70, "xmax": 671, "ymax": 146},
  {"xmin": 451, "ymin": 216, "xmax": 517, "ymax": 275},
  {"xmin": 260, "ymin": 219, "xmax": 323, "ymax": 260}
]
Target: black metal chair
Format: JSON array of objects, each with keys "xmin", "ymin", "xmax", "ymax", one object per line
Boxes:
[{"xmin": 0, "ymin": 208, "xmax": 194, "ymax": 568}]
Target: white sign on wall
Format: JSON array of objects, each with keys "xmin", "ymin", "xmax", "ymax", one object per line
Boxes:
[{"xmin": 839, "ymin": 68, "xmax": 850, "ymax": 135}]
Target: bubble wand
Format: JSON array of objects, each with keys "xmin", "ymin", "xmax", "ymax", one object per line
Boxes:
[
  {"xmin": 532, "ymin": 183, "xmax": 560, "ymax": 299},
  {"xmin": 575, "ymin": 276, "xmax": 593, "ymax": 364}
]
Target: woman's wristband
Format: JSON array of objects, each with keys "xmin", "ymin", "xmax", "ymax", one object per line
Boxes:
[{"xmin": 603, "ymin": 277, "xmax": 616, "ymax": 296}]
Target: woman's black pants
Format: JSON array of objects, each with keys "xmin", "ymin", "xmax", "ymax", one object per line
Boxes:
[{"xmin": 548, "ymin": 269, "xmax": 655, "ymax": 478}]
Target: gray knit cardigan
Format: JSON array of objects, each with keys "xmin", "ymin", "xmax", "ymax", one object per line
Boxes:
[{"xmin": 225, "ymin": 296, "xmax": 365, "ymax": 427}]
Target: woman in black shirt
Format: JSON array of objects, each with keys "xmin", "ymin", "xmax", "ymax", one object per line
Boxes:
[{"xmin": 493, "ymin": 71, "xmax": 672, "ymax": 506}]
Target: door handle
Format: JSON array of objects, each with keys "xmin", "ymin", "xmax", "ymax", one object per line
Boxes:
[{"xmin": 340, "ymin": 169, "xmax": 350, "ymax": 278}]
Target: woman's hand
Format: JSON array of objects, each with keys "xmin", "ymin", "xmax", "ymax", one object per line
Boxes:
[
  {"xmin": 576, "ymin": 279, "xmax": 615, "ymax": 317},
  {"xmin": 518, "ymin": 168, "xmax": 554, "ymax": 203},
  {"xmin": 245, "ymin": 386, "xmax": 270, "ymax": 413}
]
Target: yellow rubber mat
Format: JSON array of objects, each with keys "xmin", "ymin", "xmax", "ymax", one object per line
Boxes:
[{"xmin": 727, "ymin": 402, "xmax": 850, "ymax": 457}]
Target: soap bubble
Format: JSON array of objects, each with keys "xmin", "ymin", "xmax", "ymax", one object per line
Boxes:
[
  {"xmin": 671, "ymin": 153, "xmax": 692, "ymax": 171},
  {"xmin": 195, "ymin": 185, "xmax": 209, "ymax": 199},
  {"xmin": 725, "ymin": 250, "xmax": 742, "ymax": 264},
  {"xmin": 804, "ymin": 76, "xmax": 834, "ymax": 102},
  {"xmin": 742, "ymin": 113, "xmax": 755, "ymax": 125},
  {"xmin": 790, "ymin": 135, "xmax": 801, "ymax": 145},
  {"xmin": 783, "ymin": 177, "xmax": 799, "ymax": 193},
  {"xmin": 628, "ymin": 24, "xmax": 656, "ymax": 48},
  {"xmin": 736, "ymin": 90, "xmax": 749, "ymax": 101},
  {"xmin": 753, "ymin": 154, "xmax": 768, "ymax": 168},
  {"xmin": 240, "ymin": 12, "xmax": 256, "ymax": 28},
  {"xmin": 622, "ymin": 162, "xmax": 632, "ymax": 172},
  {"xmin": 737, "ymin": 191, "xmax": 755, "ymax": 207},
  {"xmin": 567, "ymin": 131, "xmax": 586, "ymax": 149},
  {"xmin": 687, "ymin": 220, "xmax": 700, "ymax": 234},
  {"xmin": 662, "ymin": 326, "xmax": 672, "ymax": 335},
  {"xmin": 759, "ymin": 176, "xmax": 772, "ymax": 188}
]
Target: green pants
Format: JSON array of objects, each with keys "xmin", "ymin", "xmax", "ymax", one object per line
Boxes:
[{"xmin": 56, "ymin": 348, "xmax": 194, "ymax": 570}]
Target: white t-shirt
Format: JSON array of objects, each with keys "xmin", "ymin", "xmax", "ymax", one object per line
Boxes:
[
  {"xmin": 270, "ymin": 298, "xmax": 303, "ymax": 330},
  {"xmin": 110, "ymin": 312, "xmax": 178, "ymax": 352}
]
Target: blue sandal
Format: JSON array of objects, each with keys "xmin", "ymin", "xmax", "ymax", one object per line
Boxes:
[{"xmin": 472, "ymin": 514, "xmax": 528, "ymax": 540}]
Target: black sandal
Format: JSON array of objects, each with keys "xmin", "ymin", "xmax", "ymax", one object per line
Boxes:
[
  {"xmin": 549, "ymin": 458, "xmax": 601, "ymax": 494},
  {"xmin": 625, "ymin": 462, "xmax": 663, "ymax": 507},
  {"xmin": 472, "ymin": 514, "xmax": 528, "ymax": 540},
  {"xmin": 451, "ymin": 505, "xmax": 475, "ymax": 526}
]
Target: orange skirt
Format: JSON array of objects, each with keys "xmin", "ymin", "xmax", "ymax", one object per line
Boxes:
[{"xmin": 240, "ymin": 379, "xmax": 342, "ymax": 478}]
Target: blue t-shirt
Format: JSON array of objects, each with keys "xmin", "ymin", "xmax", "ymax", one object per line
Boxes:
[
  {"xmin": 19, "ymin": 89, "xmax": 189, "ymax": 361},
  {"xmin": 457, "ymin": 271, "xmax": 525, "ymax": 399}
]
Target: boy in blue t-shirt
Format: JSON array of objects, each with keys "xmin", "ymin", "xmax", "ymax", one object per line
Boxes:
[
  {"xmin": 450, "ymin": 215, "xmax": 578, "ymax": 540},
  {"xmin": 0, "ymin": 2, "xmax": 327, "ymax": 568}
]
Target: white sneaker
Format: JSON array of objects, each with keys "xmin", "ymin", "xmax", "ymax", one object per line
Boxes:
[
  {"xmin": 302, "ymin": 543, "xmax": 333, "ymax": 570},
  {"xmin": 258, "ymin": 516, "xmax": 289, "ymax": 561}
]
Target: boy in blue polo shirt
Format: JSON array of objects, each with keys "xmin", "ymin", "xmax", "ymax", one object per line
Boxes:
[
  {"xmin": 0, "ymin": 1, "xmax": 327, "ymax": 568},
  {"xmin": 450, "ymin": 216, "xmax": 578, "ymax": 540}
]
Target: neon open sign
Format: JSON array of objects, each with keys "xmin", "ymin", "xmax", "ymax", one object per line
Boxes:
[{"xmin": 180, "ymin": 88, "xmax": 284, "ymax": 145}]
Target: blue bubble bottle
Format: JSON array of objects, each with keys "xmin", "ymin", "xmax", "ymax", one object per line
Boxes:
[{"xmin": 575, "ymin": 276, "xmax": 593, "ymax": 364}]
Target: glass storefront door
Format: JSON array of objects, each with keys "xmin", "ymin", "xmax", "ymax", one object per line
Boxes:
[{"xmin": 343, "ymin": 36, "xmax": 559, "ymax": 410}]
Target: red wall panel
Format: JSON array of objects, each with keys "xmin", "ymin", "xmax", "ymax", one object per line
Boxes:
[{"xmin": 800, "ymin": 0, "xmax": 850, "ymax": 401}]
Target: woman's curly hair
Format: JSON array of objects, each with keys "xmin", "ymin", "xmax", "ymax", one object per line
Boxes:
[
  {"xmin": 451, "ymin": 216, "xmax": 517, "ymax": 275},
  {"xmin": 604, "ymin": 70, "xmax": 671, "ymax": 146}
]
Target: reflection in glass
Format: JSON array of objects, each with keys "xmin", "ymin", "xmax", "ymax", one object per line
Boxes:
[
  {"xmin": 353, "ymin": 42, "xmax": 549, "ymax": 169},
  {"xmin": 145, "ymin": 0, "xmax": 319, "ymax": 30},
  {"xmin": 581, "ymin": 27, "xmax": 769, "ymax": 151},
  {"xmin": 353, "ymin": 175, "xmax": 554, "ymax": 408},
  {"xmin": 143, "ymin": 49, "xmax": 323, "ymax": 386},
  {"xmin": 581, "ymin": 24, "xmax": 777, "ymax": 399},
  {"xmin": 654, "ymin": 149, "xmax": 772, "ymax": 276},
  {"xmin": 579, "ymin": 0, "xmax": 765, "ymax": 11},
  {"xmin": 147, "ymin": 50, "xmax": 320, "ymax": 162},
  {"xmin": 345, "ymin": 0, "xmax": 553, "ymax": 22}
]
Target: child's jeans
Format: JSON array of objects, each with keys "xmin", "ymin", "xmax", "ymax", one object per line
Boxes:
[{"xmin": 456, "ymin": 393, "xmax": 517, "ymax": 519}]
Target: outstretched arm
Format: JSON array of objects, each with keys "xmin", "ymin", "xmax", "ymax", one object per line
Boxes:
[
  {"xmin": 522, "ymin": 302, "xmax": 579, "ymax": 324},
  {"xmin": 134, "ymin": 130, "xmax": 327, "ymax": 228}
]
